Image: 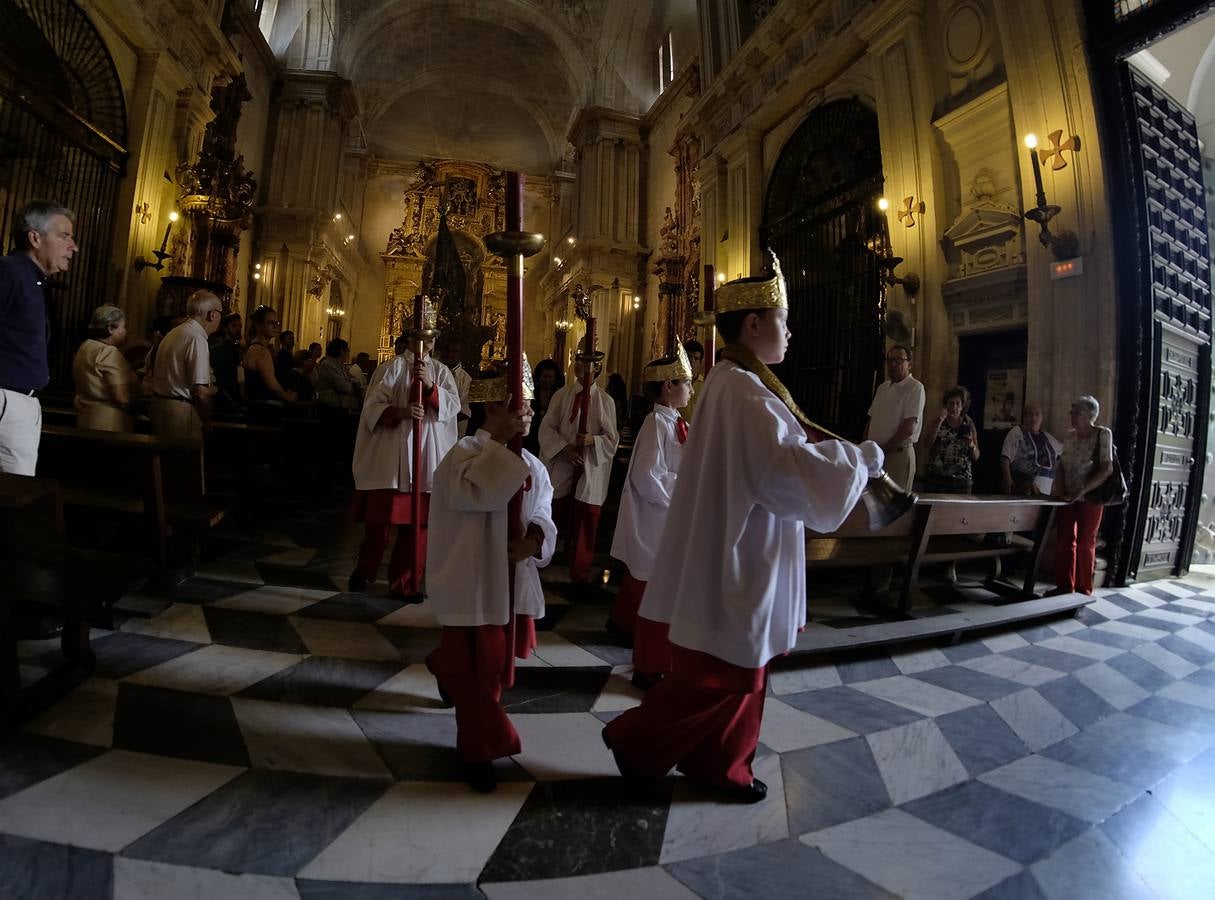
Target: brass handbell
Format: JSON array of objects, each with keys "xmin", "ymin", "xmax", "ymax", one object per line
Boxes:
[{"xmin": 860, "ymin": 469, "xmax": 917, "ymax": 531}]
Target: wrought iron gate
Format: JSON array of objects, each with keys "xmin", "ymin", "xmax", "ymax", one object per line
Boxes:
[
  {"xmin": 0, "ymin": 0, "xmax": 127, "ymax": 389},
  {"xmin": 1120, "ymin": 65, "xmax": 1212, "ymax": 579},
  {"xmin": 761, "ymin": 100, "xmax": 887, "ymax": 441}
]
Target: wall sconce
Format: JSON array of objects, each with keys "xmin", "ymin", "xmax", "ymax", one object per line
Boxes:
[
  {"xmin": 715, "ymin": 271, "xmax": 726, "ymax": 285},
  {"xmin": 133, "ymin": 210, "xmax": 178, "ymax": 272},
  {"xmin": 252, "ymin": 261, "xmax": 262, "ymax": 281},
  {"xmin": 1022, "ymin": 132, "xmax": 1081, "ymax": 261},
  {"xmin": 566, "ymin": 236, "xmax": 575, "ymax": 246},
  {"xmin": 876, "ymin": 198, "xmax": 920, "ymax": 296},
  {"xmin": 333, "ymin": 212, "xmax": 342, "ymax": 221},
  {"xmin": 555, "ymin": 318, "xmax": 573, "ymax": 333},
  {"xmin": 326, "ymin": 306, "xmax": 346, "ymax": 318}
]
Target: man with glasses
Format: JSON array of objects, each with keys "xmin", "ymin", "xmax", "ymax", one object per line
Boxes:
[
  {"xmin": 864, "ymin": 344, "xmax": 924, "ymax": 491},
  {"xmin": 150, "ymin": 289, "xmax": 222, "ymax": 438}
]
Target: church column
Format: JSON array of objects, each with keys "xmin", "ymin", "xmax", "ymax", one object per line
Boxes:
[
  {"xmin": 697, "ymin": 153, "xmax": 728, "ymax": 290},
  {"xmin": 861, "ymin": 3, "xmax": 952, "ymax": 402},
  {"xmin": 258, "ymin": 70, "xmax": 359, "ymax": 346},
  {"xmin": 566, "ymin": 107, "xmax": 647, "ymax": 385},
  {"xmin": 719, "ymin": 128, "xmax": 764, "ymax": 278},
  {"xmin": 993, "ymin": 0, "xmax": 1116, "ymax": 428}
]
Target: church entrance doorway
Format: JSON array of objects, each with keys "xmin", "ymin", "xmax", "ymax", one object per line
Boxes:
[
  {"xmin": 0, "ymin": 0, "xmax": 127, "ymax": 388},
  {"xmin": 761, "ymin": 99, "xmax": 888, "ymax": 441}
]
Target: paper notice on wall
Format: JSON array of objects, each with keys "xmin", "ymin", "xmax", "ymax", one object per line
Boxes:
[{"xmin": 985, "ymin": 368, "xmax": 1024, "ymax": 430}]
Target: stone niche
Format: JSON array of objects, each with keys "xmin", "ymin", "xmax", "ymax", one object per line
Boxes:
[{"xmin": 934, "ymin": 81, "xmax": 1027, "ymax": 333}]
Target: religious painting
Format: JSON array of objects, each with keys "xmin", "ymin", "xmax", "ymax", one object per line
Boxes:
[{"xmin": 984, "ymin": 368, "xmax": 1025, "ymax": 430}]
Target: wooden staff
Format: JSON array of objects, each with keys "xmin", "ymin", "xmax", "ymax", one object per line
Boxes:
[
  {"xmin": 408, "ymin": 294, "xmax": 429, "ymax": 576},
  {"xmin": 571, "ymin": 285, "xmax": 600, "ymax": 493},
  {"xmin": 484, "ymin": 173, "xmax": 544, "ymax": 682}
]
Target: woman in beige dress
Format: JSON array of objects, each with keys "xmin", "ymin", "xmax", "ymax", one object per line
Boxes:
[{"xmin": 73, "ymin": 305, "xmax": 136, "ymax": 431}]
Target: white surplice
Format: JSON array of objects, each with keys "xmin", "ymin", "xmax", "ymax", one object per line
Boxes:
[
  {"xmin": 450, "ymin": 362, "xmax": 472, "ymax": 437},
  {"xmin": 537, "ymin": 380, "xmax": 619, "ymax": 506},
  {"xmin": 351, "ymin": 351, "xmax": 459, "ymax": 492},
  {"xmin": 427, "ymin": 431, "xmax": 557, "ymax": 625},
  {"xmin": 640, "ymin": 361, "xmax": 884, "ymax": 669},
  {"xmin": 610, "ymin": 404, "xmax": 685, "ymax": 581}
]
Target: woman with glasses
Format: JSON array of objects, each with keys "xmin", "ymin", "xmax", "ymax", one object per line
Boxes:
[{"xmin": 243, "ymin": 306, "xmax": 297, "ymax": 423}]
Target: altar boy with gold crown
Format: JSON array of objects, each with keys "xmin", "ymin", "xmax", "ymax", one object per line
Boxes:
[
  {"xmin": 608, "ymin": 345, "xmax": 693, "ymax": 686},
  {"xmin": 349, "ymin": 296, "xmax": 460, "ymax": 601},
  {"xmin": 603, "ymin": 252, "xmax": 886, "ymax": 802},
  {"xmin": 426, "ymin": 361, "xmax": 556, "ymax": 793}
]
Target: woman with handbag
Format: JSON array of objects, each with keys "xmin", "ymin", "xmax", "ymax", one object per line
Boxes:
[{"xmin": 1051, "ymin": 395, "xmax": 1117, "ymax": 595}]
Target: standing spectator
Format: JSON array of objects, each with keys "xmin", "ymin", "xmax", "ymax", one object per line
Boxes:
[
  {"xmin": 1000, "ymin": 402, "xmax": 1062, "ymax": 495},
  {"xmin": 1052, "ymin": 395, "xmax": 1115, "ymax": 595},
  {"xmin": 0, "ymin": 201, "xmax": 75, "ymax": 474},
  {"xmin": 439, "ymin": 337, "xmax": 472, "ymax": 436},
  {"xmin": 680, "ymin": 340, "xmax": 705, "ymax": 423},
  {"xmin": 523, "ymin": 358, "xmax": 563, "ymax": 457},
  {"xmin": 349, "ymin": 352, "xmax": 371, "ymax": 394},
  {"xmin": 243, "ymin": 306, "xmax": 297, "ymax": 424},
  {"xmin": 308, "ymin": 342, "xmax": 323, "ymax": 363},
  {"xmin": 921, "ymin": 386, "xmax": 980, "ymax": 493},
  {"xmin": 210, "ymin": 312, "xmax": 244, "ymax": 412},
  {"xmin": 275, "ymin": 329, "xmax": 296, "ymax": 383},
  {"xmin": 316, "ymin": 338, "xmax": 360, "ymax": 414},
  {"xmin": 150, "ymin": 290, "xmax": 222, "ymax": 438},
  {"xmin": 73, "ymin": 305, "xmax": 136, "ymax": 432},
  {"xmin": 864, "ymin": 344, "xmax": 925, "ymax": 491},
  {"xmin": 606, "ymin": 372, "xmax": 629, "ymax": 431}
]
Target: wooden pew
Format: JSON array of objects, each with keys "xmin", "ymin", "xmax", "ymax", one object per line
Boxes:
[
  {"xmin": 36, "ymin": 425, "xmax": 229, "ymax": 575},
  {"xmin": 0, "ymin": 474, "xmax": 149, "ymax": 728},
  {"xmin": 807, "ymin": 493, "xmax": 1065, "ymax": 612}
]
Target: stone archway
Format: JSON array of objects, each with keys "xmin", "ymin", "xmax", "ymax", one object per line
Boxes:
[{"xmin": 0, "ymin": 0, "xmax": 128, "ymax": 387}]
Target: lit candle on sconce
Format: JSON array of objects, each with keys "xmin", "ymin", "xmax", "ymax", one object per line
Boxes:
[
  {"xmin": 1024, "ymin": 134, "xmax": 1047, "ymax": 207},
  {"xmin": 159, "ymin": 211, "xmax": 179, "ymax": 254}
]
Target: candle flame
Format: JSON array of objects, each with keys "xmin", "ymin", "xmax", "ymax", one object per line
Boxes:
[
  {"xmin": 1024, "ymin": 134, "xmax": 1039, "ymax": 149},
  {"xmin": 878, "ymin": 197, "xmax": 889, "ymax": 211},
  {"xmin": 168, "ymin": 211, "xmax": 179, "ymax": 223}
]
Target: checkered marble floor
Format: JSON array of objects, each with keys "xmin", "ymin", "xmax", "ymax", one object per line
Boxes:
[{"xmin": 5, "ymin": 507, "xmax": 1215, "ymax": 899}]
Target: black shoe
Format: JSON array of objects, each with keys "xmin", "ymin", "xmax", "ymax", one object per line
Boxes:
[
  {"xmin": 731, "ymin": 778, "xmax": 768, "ymax": 803},
  {"xmin": 464, "ymin": 761, "xmax": 497, "ymax": 793},
  {"xmin": 630, "ymin": 671, "xmax": 661, "ymax": 691},
  {"xmin": 16, "ymin": 615, "xmax": 62, "ymax": 641},
  {"xmin": 348, "ymin": 571, "xmax": 369, "ymax": 592},
  {"xmin": 602, "ymin": 728, "xmax": 650, "ymax": 782},
  {"xmin": 435, "ymin": 679, "xmax": 454, "ymax": 708}
]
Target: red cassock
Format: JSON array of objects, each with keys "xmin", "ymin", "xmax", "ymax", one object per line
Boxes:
[{"xmin": 603, "ymin": 644, "xmax": 766, "ymax": 790}]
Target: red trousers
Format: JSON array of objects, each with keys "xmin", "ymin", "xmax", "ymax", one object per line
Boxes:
[
  {"xmin": 1055, "ymin": 500, "xmax": 1104, "ymax": 594},
  {"xmin": 426, "ymin": 618, "xmax": 537, "ymax": 762},
  {"xmin": 553, "ymin": 495, "xmax": 602, "ymax": 583},
  {"xmin": 610, "ymin": 571, "xmax": 646, "ymax": 633},
  {"xmin": 632, "ymin": 615, "xmax": 673, "ymax": 679},
  {"xmin": 603, "ymin": 643, "xmax": 767, "ymax": 790},
  {"xmin": 353, "ymin": 492, "xmax": 430, "ymax": 595}
]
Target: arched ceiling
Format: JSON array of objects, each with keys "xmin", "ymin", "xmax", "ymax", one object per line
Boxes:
[{"xmin": 328, "ymin": 0, "xmax": 697, "ymax": 172}]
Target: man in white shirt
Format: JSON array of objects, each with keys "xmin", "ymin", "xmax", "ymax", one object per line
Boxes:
[
  {"xmin": 864, "ymin": 344, "xmax": 925, "ymax": 490},
  {"xmin": 150, "ymin": 290, "xmax": 222, "ymax": 439}
]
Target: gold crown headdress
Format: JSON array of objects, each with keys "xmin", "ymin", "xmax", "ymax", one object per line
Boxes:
[
  {"xmin": 642, "ymin": 342, "xmax": 693, "ymax": 383},
  {"xmin": 714, "ymin": 250, "xmax": 788, "ymax": 315},
  {"xmin": 466, "ymin": 353, "xmax": 534, "ymax": 403}
]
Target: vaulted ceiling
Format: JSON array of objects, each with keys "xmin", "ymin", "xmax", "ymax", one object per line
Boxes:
[{"xmin": 265, "ymin": 0, "xmax": 698, "ymax": 173}]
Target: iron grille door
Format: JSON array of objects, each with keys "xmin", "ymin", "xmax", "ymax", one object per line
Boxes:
[
  {"xmin": 0, "ymin": 0, "xmax": 126, "ymax": 390},
  {"xmin": 1123, "ymin": 65, "xmax": 1212, "ymax": 578},
  {"xmin": 761, "ymin": 100, "xmax": 886, "ymax": 441}
]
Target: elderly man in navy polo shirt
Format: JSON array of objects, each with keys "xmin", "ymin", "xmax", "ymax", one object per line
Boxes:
[{"xmin": 0, "ymin": 201, "xmax": 77, "ymax": 475}]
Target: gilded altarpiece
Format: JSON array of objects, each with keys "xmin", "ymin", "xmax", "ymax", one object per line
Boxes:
[
  {"xmin": 379, "ymin": 159, "xmax": 508, "ymax": 362},
  {"xmin": 650, "ymin": 133, "xmax": 702, "ymax": 359}
]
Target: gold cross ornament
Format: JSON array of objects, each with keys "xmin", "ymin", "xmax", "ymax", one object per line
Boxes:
[
  {"xmin": 1039, "ymin": 130, "xmax": 1081, "ymax": 171},
  {"xmin": 897, "ymin": 196, "xmax": 926, "ymax": 228}
]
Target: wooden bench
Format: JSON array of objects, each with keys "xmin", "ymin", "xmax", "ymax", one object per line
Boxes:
[
  {"xmin": 807, "ymin": 494, "xmax": 1065, "ymax": 612},
  {"xmin": 0, "ymin": 475, "xmax": 149, "ymax": 727},
  {"xmin": 36, "ymin": 425, "xmax": 229, "ymax": 575}
]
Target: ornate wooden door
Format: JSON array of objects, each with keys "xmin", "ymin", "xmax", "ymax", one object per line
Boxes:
[{"xmin": 1122, "ymin": 66, "xmax": 1212, "ymax": 579}]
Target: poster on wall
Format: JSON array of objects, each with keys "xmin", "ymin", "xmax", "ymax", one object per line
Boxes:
[{"xmin": 985, "ymin": 368, "xmax": 1024, "ymax": 429}]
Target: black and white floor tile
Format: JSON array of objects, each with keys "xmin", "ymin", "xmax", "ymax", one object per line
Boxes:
[{"xmin": 5, "ymin": 508, "xmax": 1215, "ymax": 899}]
